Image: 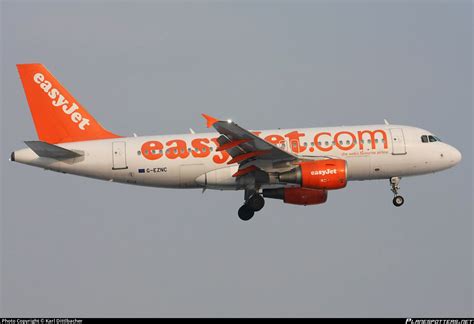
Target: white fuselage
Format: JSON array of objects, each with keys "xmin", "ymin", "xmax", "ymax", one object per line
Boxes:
[{"xmin": 12, "ymin": 124, "xmax": 462, "ymax": 190}]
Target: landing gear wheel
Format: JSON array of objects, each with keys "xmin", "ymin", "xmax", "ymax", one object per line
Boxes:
[
  {"xmin": 389, "ymin": 177, "xmax": 405, "ymax": 207},
  {"xmin": 247, "ymin": 194, "xmax": 265, "ymax": 211},
  {"xmin": 393, "ymin": 195, "xmax": 404, "ymax": 207},
  {"xmin": 238, "ymin": 205, "xmax": 255, "ymax": 221}
]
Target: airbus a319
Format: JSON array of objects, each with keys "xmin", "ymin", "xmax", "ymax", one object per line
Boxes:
[{"xmin": 11, "ymin": 64, "xmax": 462, "ymax": 220}]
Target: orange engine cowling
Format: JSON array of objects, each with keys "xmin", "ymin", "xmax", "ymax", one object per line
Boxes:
[
  {"xmin": 278, "ymin": 159, "xmax": 347, "ymax": 190},
  {"xmin": 263, "ymin": 188, "xmax": 328, "ymax": 205}
]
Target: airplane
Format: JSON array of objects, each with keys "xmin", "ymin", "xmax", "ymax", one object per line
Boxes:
[{"xmin": 11, "ymin": 63, "xmax": 462, "ymax": 221}]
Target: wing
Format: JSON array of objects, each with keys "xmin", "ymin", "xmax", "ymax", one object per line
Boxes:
[{"xmin": 202, "ymin": 114, "xmax": 297, "ymax": 176}]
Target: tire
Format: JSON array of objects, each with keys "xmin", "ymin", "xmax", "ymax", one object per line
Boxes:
[
  {"xmin": 393, "ymin": 195, "xmax": 404, "ymax": 207},
  {"xmin": 238, "ymin": 205, "xmax": 255, "ymax": 221},
  {"xmin": 247, "ymin": 194, "xmax": 265, "ymax": 211}
]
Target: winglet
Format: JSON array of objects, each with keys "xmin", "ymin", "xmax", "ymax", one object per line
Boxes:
[{"xmin": 202, "ymin": 114, "xmax": 219, "ymax": 128}]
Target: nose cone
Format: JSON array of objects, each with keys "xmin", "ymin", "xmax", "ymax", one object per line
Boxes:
[{"xmin": 450, "ymin": 146, "xmax": 462, "ymax": 165}]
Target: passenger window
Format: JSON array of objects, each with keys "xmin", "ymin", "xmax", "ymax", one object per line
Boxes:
[
  {"xmin": 137, "ymin": 150, "xmax": 141, "ymax": 156},
  {"xmin": 421, "ymin": 135, "xmax": 428, "ymax": 143}
]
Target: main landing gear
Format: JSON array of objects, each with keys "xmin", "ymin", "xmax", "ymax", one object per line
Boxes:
[
  {"xmin": 238, "ymin": 191, "xmax": 265, "ymax": 221},
  {"xmin": 390, "ymin": 177, "xmax": 405, "ymax": 207}
]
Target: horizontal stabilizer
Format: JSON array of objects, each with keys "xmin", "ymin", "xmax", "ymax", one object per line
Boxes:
[{"xmin": 24, "ymin": 141, "xmax": 82, "ymax": 159}]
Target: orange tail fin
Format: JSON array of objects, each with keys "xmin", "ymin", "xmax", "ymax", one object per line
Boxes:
[{"xmin": 17, "ymin": 63, "xmax": 120, "ymax": 144}]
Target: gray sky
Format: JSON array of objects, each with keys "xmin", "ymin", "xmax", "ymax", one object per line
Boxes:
[{"xmin": 1, "ymin": 0, "xmax": 472, "ymax": 317}]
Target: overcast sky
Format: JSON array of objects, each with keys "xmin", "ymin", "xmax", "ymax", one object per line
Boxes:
[{"xmin": 1, "ymin": 0, "xmax": 472, "ymax": 317}]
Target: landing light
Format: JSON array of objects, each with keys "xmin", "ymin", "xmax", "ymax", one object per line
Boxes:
[{"xmin": 227, "ymin": 119, "xmax": 232, "ymax": 124}]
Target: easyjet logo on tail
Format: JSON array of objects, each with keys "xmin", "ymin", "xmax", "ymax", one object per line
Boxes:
[{"xmin": 33, "ymin": 73, "xmax": 90, "ymax": 130}]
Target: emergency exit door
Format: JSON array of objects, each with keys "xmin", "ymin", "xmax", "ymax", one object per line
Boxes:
[{"xmin": 112, "ymin": 142, "xmax": 128, "ymax": 170}]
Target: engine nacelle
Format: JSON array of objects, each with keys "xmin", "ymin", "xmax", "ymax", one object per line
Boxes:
[
  {"xmin": 278, "ymin": 159, "xmax": 347, "ymax": 190},
  {"xmin": 263, "ymin": 188, "xmax": 328, "ymax": 205}
]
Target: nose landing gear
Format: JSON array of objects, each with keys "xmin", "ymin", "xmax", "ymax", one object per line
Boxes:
[
  {"xmin": 390, "ymin": 177, "xmax": 405, "ymax": 207},
  {"xmin": 238, "ymin": 191, "xmax": 265, "ymax": 221},
  {"xmin": 393, "ymin": 195, "xmax": 405, "ymax": 207}
]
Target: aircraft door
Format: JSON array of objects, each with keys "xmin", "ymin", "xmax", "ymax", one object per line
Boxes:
[
  {"xmin": 112, "ymin": 141, "xmax": 128, "ymax": 170},
  {"xmin": 389, "ymin": 128, "xmax": 407, "ymax": 155}
]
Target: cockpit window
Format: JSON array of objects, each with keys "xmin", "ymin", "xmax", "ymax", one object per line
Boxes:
[{"xmin": 422, "ymin": 134, "xmax": 442, "ymax": 143}]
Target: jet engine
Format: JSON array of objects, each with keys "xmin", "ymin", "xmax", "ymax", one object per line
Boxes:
[
  {"xmin": 263, "ymin": 188, "xmax": 327, "ymax": 205},
  {"xmin": 278, "ymin": 159, "xmax": 347, "ymax": 190}
]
